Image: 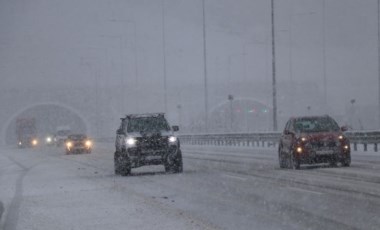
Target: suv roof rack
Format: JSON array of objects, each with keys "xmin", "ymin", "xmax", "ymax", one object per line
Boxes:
[{"xmin": 122, "ymin": 113, "xmax": 165, "ymax": 120}]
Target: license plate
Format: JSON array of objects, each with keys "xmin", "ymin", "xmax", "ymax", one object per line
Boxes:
[
  {"xmin": 146, "ymin": 156, "xmax": 162, "ymax": 160},
  {"xmin": 316, "ymin": 150, "xmax": 334, "ymax": 155}
]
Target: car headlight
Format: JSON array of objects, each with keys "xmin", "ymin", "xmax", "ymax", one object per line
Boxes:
[
  {"xmin": 32, "ymin": 139, "xmax": 38, "ymax": 146},
  {"xmin": 85, "ymin": 140, "xmax": 92, "ymax": 147},
  {"xmin": 126, "ymin": 137, "xmax": 137, "ymax": 147},
  {"xmin": 46, "ymin": 137, "xmax": 52, "ymax": 143},
  {"xmin": 296, "ymin": 147, "xmax": 303, "ymax": 153},
  {"xmin": 66, "ymin": 142, "xmax": 72, "ymax": 148},
  {"xmin": 168, "ymin": 136, "xmax": 177, "ymax": 143},
  {"xmin": 338, "ymin": 135, "xmax": 344, "ymax": 140}
]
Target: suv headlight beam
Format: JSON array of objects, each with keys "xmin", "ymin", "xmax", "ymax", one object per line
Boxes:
[
  {"xmin": 85, "ymin": 140, "xmax": 92, "ymax": 147},
  {"xmin": 168, "ymin": 136, "xmax": 177, "ymax": 143},
  {"xmin": 126, "ymin": 137, "xmax": 137, "ymax": 147},
  {"xmin": 66, "ymin": 142, "xmax": 72, "ymax": 148}
]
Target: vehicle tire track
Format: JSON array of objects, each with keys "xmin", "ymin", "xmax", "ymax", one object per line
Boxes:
[
  {"xmin": 184, "ymin": 155, "xmax": 380, "ymax": 201},
  {"xmin": 2, "ymin": 156, "xmax": 36, "ymax": 230},
  {"xmin": 36, "ymin": 149, "xmax": 221, "ymax": 230},
  {"xmin": 0, "ymin": 201, "xmax": 4, "ymax": 225}
]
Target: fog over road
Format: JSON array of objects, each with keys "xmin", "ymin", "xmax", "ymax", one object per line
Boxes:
[{"xmin": 1, "ymin": 143, "xmax": 379, "ymax": 230}]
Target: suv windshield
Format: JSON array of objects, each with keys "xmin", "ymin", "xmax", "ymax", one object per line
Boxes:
[
  {"xmin": 294, "ymin": 117, "xmax": 340, "ymax": 133},
  {"xmin": 68, "ymin": 134, "xmax": 86, "ymax": 140},
  {"xmin": 57, "ymin": 130, "xmax": 70, "ymax": 136},
  {"xmin": 127, "ymin": 117, "xmax": 170, "ymax": 133}
]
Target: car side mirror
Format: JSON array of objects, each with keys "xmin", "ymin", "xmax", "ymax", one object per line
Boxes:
[
  {"xmin": 116, "ymin": 129, "xmax": 125, "ymax": 135},
  {"xmin": 341, "ymin": 126, "xmax": 348, "ymax": 132},
  {"xmin": 172, "ymin": 126, "xmax": 179, "ymax": 132}
]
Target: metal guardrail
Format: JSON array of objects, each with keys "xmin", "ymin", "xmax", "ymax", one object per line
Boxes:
[
  {"xmin": 179, "ymin": 131, "xmax": 380, "ymax": 152},
  {"xmin": 344, "ymin": 131, "xmax": 380, "ymax": 152},
  {"xmin": 179, "ymin": 132, "xmax": 281, "ymax": 148},
  {"xmin": 95, "ymin": 131, "xmax": 380, "ymax": 152}
]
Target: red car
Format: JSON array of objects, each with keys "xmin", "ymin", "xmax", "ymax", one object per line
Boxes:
[{"xmin": 278, "ymin": 115, "xmax": 351, "ymax": 169}]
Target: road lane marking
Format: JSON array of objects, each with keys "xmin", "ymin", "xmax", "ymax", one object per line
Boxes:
[{"xmin": 222, "ymin": 173, "xmax": 248, "ymax": 181}]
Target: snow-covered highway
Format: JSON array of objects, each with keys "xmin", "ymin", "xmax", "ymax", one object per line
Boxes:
[{"xmin": 1, "ymin": 143, "xmax": 380, "ymax": 230}]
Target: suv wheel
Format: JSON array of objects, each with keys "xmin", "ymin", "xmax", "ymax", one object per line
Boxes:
[
  {"xmin": 278, "ymin": 146, "xmax": 287, "ymax": 169},
  {"xmin": 165, "ymin": 150, "xmax": 183, "ymax": 173},
  {"xmin": 115, "ymin": 162, "xmax": 131, "ymax": 176},
  {"xmin": 114, "ymin": 151, "xmax": 131, "ymax": 176}
]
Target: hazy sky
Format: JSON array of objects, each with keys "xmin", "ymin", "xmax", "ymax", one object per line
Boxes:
[{"xmin": 0, "ymin": 0, "xmax": 378, "ymax": 115}]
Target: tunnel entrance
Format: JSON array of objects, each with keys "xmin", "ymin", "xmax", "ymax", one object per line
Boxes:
[{"xmin": 4, "ymin": 104, "xmax": 88, "ymax": 145}]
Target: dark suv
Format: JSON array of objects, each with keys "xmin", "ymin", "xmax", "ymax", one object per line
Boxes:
[
  {"xmin": 114, "ymin": 113, "xmax": 183, "ymax": 176},
  {"xmin": 278, "ymin": 115, "xmax": 351, "ymax": 169}
]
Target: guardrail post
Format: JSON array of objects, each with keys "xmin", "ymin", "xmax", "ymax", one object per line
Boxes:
[
  {"xmin": 374, "ymin": 143, "xmax": 378, "ymax": 152},
  {"xmin": 354, "ymin": 143, "xmax": 357, "ymax": 151},
  {"xmin": 364, "ymin": 143, "xmax": 367, "ymax": 152}
]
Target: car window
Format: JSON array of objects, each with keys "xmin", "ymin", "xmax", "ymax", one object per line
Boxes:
[
  {"xmin": 127, "ymin": 117, "xmax": 170, "ymax": 132},
  {"xmin": 68, "ymin": 135, "xmax": 86, "ymax": 140},
  {"xmin": 294, "ymin": 117, "xmax": 340, "ymax": 133},
  {"xmin": 119, "ymin": 120, "xmax": 127, "ymax": 133},
  {"xmin": 284, "ymin": 120, "xmax": 291, "ymax": 132},
  {"xmin": 57, "ymin": 130, "xmax": 70, "ymax": 136}
]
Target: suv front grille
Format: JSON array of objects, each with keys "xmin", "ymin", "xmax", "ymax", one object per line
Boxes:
[{"xmin": 137, "ymin": 137, "xmax": 168, "ymax": 150}]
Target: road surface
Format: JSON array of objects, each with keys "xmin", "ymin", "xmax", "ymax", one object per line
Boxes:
[{"xmin": 0, "ymin": 143, "xmax": 379, "ymax": 230}]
